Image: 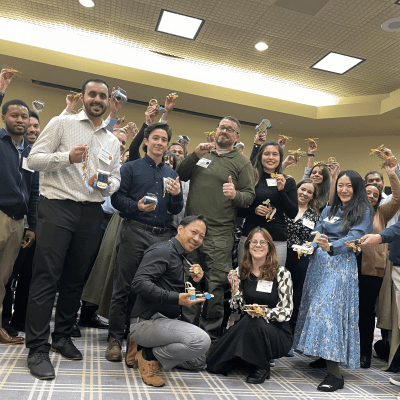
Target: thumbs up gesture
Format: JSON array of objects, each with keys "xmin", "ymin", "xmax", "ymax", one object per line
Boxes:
[{"xmin": 223, "ymin": 176, "xmax": 236, "ymax": 200}]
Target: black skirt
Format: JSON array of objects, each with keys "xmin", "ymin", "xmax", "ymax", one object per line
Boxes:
[{"xmin": 207, "ymin": 313, "xmax": 293, "ymax": 374}]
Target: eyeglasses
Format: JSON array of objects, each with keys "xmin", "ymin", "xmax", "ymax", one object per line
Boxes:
[
  {"xmin": 217, "ymin": 125, "xmax": 236, "ymax": 134},
  {"xmin": 249, "ymin": 240, "xmax": 268, "ymax": 247}
]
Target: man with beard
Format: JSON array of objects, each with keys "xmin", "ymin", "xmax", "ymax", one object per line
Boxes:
[
  {"xmin": 0, "ymin": 99, "xmax": 39, "ymax": 344},
  {"xmin": 24, "ymin": 111, "xmax": 40, "ymax": 145},
  {"xmin": 176, "ymin": 116, "xmax": 255, "ymax": 343},
  {"xmin": 26, "ymin": 79, "xmax": 121, "ymax": 380}
]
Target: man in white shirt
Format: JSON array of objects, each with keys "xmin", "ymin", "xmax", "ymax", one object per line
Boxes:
[{"xmin": 25, "ymin": 79, "xmax": 121, "ymax": 380}]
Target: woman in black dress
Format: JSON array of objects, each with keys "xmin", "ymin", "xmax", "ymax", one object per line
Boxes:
[{"xmin": 207, "ymin": 227, "xmax": 293, "ymax": 384}]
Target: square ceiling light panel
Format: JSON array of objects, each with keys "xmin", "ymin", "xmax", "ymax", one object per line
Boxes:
[
  {"xmin": 156, "ymin": 10, "xmax": 205, "ymax": 40},
  {"xmin": 311, "ymin": 52, "xmax": 365, "ymax": 74}
]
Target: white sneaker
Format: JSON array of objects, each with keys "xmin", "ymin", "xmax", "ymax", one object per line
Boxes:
[{"xmin": 389, "ymin": 376, "xmax": 400, "ymax": 387}]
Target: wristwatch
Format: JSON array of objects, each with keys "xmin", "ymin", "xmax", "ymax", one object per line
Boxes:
[
  {"xmin": 307, "ymin": 153, "xmax": 315, "ymax": 157},
  {"xmin": 327, "ymin": 243, "xmax": 333, "ymax": 254}
]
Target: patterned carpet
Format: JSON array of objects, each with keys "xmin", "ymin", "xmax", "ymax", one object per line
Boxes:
[{"xmin": 0, "ymin": 323, "xmax": 399, "ymax": 400}]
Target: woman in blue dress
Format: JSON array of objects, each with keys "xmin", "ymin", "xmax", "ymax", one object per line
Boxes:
[{"xmin": 293, "ymin": 170, "xmax": 373, "ymax": 392}]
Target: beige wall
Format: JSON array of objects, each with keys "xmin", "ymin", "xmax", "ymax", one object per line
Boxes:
[{"xmin": 4, "ymin": 79, "xmax": 400, "ymax": 186}]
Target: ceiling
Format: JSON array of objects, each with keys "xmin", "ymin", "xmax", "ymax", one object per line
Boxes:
[{"xmin": 1, "ymin": 0, "xmax": 400, "ymax": 137}]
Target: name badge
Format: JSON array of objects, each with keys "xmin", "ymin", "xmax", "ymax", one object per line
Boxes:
[
  {"xmin": 266, "ymin": 178, "xmax": 277, "ymax": 187},
  {"xmin": 256, "ymin": 280, "xmax": 273, "ymax": 293},
  {"xmin": 98, "ymin": 147, "xmax": 113, "ymax": 165},
  {"xmin": 196, "ymin": 158, "xmax": 211, "ymax": 168},
  {"xmin": 323, "ymin": 216, "xmax": 340, "ymax": 224},
  {"xmin": 22, "ymin": 157, "xmax": 34, "ymax": 173},
  {"xmin": 302, "ymin": 218, "xmax": 315, "ymax": 229}
]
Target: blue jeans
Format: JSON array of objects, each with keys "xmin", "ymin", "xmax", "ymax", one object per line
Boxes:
[{"xmin": 130, "ymin": 313, "xmax": 211, "ymax": 370}]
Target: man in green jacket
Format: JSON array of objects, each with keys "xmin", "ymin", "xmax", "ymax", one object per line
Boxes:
[{"xmin": 176, "ymin": 116, "xmax": 255, "ymax": 342}]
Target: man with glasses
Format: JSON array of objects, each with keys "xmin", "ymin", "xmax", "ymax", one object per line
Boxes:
[{"xmin": 176, "ymin": 116, "xmax": 255, "ymax": 343}]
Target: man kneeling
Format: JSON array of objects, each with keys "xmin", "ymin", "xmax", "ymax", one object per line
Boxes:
[{"xmin": 126, "ymin": 215, "xmax": 211, "ymax": 387}]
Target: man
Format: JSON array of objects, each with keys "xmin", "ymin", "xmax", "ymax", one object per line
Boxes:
[
  {"xmin": 169, "ymin": 142, "xmax": 185, "ymax": 162},
  {"xmin": 26, "ymin": 78, "xmax": 121, "ymax": 380},
  {"xmin": 0, "ymin": 99, "xmax": 39, "ymax": 344},
  {"xmin": 127, "ymin": 215, "xmax": 211, "ymax": 387},
  {"xmin": 176, "ymin": 116, "xmax": 255, "ymax": 342},
  {"xmin": 107, "ymin": 122, "xmax": 183, "ymax": 362},
  {"xmin": 112, "ymin": 128, "xmax": 127, "ymax": 156},
  {"xmin": 24, "ymin": 111, "xmax": 40, "ymax": 145},
  {"xmin": 121, "ymin": 149, "xmax": 129, "ymax": 164}
]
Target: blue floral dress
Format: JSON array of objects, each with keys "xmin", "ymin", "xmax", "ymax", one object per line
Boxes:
[{"xmin": 293, "ymin": 206, "xmax": 373, "ymax": 368}]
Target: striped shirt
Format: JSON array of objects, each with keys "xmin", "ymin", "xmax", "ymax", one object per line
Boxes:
[{"xmin": 27, "ymin": 110, "xmax": 121, "ymax": 202}]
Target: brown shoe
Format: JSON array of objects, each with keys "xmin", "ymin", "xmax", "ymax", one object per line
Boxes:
[
  {"xmin": 135, "ymin": 349, "xmax": 165, "ymax": 387},
  {"xmin": 0, "ymin": 327, "xmax": 24, "ymax": 344},
  {"xmin": 125, "ymin": 338, "xmax": 138, "ymax": 368},
  {"xmin": 105, "ymin": 337, "xmax": 122, "ymax": 361}
]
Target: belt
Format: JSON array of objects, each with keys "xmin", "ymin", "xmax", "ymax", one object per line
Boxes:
[{"xmin": 124, "ymin": 218, "xmax": 170, "ymax": 235}]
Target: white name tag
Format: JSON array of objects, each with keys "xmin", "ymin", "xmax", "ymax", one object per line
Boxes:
[
  {"xmin": 302, "ymin": 218, "xmax": 315, "ymax": 229},
  {"xmin": 196, "ymin": 158, "xmax": 211, "ymax": 168},
  {"xmin": 98, "ymin": 147, "xmax": 113, "ymax": 165},
  {"xmin": 323, "ymin": 216, "xmax": 340, "ymax": 224},
  {"xmin": 256, "ymin": 280, "xmax": 273, "ymax": 293},
  {"xmin": 266, "ymin": 178, "xmax": 277, "ymax": 187},
  {"xmin": 22, "ymin": 157, "xmax": 34, "ymax": 173}
]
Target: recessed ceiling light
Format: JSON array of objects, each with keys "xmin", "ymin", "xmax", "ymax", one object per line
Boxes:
[
  {"xmin": 381, "ymin": 17, "xmax": 400, "ymax": 32},
  {"xmin": 79, "ymin": 0, "xmax": 94, "ymax": 7},
  {"xmin": 156, "ymin": 10, "xmax": 204, "ymax": 40},
  {"xmin": 311, "ymin": 52, "xmax": 364, "ymax": 74},
  {"xmin": 255, "ymin": 42, "xmax": 268, "ymax": 51}
]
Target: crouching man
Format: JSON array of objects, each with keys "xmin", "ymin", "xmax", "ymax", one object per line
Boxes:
[{"xmin": 126, "ymin": 215, "xmax": 211, "ymax": 387}]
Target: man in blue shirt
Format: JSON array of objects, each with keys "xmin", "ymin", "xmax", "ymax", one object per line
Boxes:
[
  {"xmin": 0, "ymin": 99, "xmax": 39, "ymax": 344},
  {"xmin": 107, "ymin": 122, "xmax": 183, "ymax": 362}
]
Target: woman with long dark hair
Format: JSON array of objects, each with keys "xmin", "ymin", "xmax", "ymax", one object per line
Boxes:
[
  {"xmin": 293, "ymin": 170, "xmax": 373, "ymax": 392},
  {"xmin": 207, "ymin": 227, "xmax": 293, "ymax": 384},
  {"xmin": 238, "ymin": 141, "xmax": 298, "ymax": 265}
]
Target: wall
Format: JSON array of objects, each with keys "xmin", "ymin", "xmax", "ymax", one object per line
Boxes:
[{"xmin": 4, "ymin": 78, "xmax": 400, "ymax": 186}]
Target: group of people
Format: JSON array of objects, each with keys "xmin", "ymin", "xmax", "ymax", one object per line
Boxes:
[{"xmin": 2, "ymin": 67, "xmax": 400, "ymax": 394}]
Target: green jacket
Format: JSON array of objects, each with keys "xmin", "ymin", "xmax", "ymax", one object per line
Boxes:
[{"xmin": 177, "ymin": 148, "xmax": 255, "ymax": 234}]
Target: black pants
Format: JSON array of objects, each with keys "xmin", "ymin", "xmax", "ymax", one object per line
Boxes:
[
  {"xmin": 25, "ymin": 197, "xmax": 103, "ymax": 352},
  {"xmin": 358, "ymin": 273, "xmax": 383, "ymax": 358},
  {"xmin": 108, "ymin": 221, "xmax": 171, "ymax": 340}
]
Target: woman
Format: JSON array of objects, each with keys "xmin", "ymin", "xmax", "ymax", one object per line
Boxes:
[
  {"xmin": 238, "ymin": 141, "xmax": 298, "ymax": 264},
  {"xmin": 207, "ymin": 227, "xmax": 293, "ymax": 384},
  {"xmin": 285, "ymin": 179, "xmax": 319, "ymax": 336},
  {"xmin": 358, "ymin": 162, "xmax": 400, "ymax": 368},
  {"xmin": 293, "ymin": 170, "xmax": 373, "ymax": 392}
]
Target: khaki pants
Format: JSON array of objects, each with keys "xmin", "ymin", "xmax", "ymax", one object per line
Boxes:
[
  {"xmin": 392, "ymin": 265, "xmax": 400, "ymax": 329},
  {"xmin": 0, "ymin": 210, "xmax": 24, "ymax": 327}
]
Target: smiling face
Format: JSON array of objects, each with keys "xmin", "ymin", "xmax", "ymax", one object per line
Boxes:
[
  {"xmin": 366, "ymin": 173, "xmax": 384, "ymax": 191},
  {"xmin": 248, "ymin": 232, "xmax": 269, "ymax": 261},
  {"xmin": 82, "ymin": 81, "xmax": 109, "ymax": 118},
  {"xmin": 215, "ymin": 118, "xmax": 239, "ymax": 150},
  {"xmin": 366, "ymin": 185, "xmax": 380, "ymax": 207},
  {"xmin": 310, "ymin": 166, "xmax": 324, "ymax": 185},
  {"xmin": 24, "ymin": 116, "xmax": 40, "ymax": 144},
  {"xmin": 169, "ymin": 144, "xmax": 185, "ymax": 162},
  {"xmin": 261, "ymin": 145, "xmax": 280, "ymax": 173},
  {"xmin": 143, "ymin": 128, "xmax": 169, "ymax": 161},
  {"xmin": 176, "ymin": 220, "xmax": 206, "ymax": 253},
  {"xmin": 337, "ymin": 175, "xmax": 353, "ymax": 206},
  {"xmin": 298, "ymin": 182, "xmax": 315, "ymax": 206}
]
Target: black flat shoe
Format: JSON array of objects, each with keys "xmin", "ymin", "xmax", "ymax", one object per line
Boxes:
[
  {"xmin": 27, "ymin": 351, "xmax": 55, "ymax": 380},
  {"xmin": 317, "ymin": 373, "xmax": 344, "ymax": 392},
  {"xmin": 309, "ymin": 357, "xmax": 326, "ymax": 368},
  {"xmin": 78, "ymin": 314, "xmax": 109, "ymax": 329},
  {"xmin": 246, "ymin": 368, "xmax": 270, "ymax": 384},
  {"xmin": 51, "ymin": 336, "xmax": 82, "ymax": 360},
  {"xmin": 360, "ymin": 354, "xmax": 371, "ymax": 369}
]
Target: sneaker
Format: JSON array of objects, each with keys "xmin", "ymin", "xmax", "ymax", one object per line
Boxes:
[
  {"xmin": 390, "ymin": 376, "xmax": 400, "ymax": 387},
  {"xmin": 51, "ymin": 336, "xmax": 82, "ymax": 360},
  {"xmin": 27, "ymin": 351, "xmax": 56, "ymax": 380},
  {"xmin": 105, "ymin": 337, "xmax": 122, "ymax": 362},
  {"xmin": 317, "ymin": 373, "xmax": 344, "ymax": 392},
  {"xmin": 136, "ymin": 349, "xmax": 165, "ymax": 387}
]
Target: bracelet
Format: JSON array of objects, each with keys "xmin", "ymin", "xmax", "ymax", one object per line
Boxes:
[
  {"xmin": 253, "ymin": 143, "xmax": 260, "ymax": 148},
  {"xmin": 307, "ymin": 153, "xmax": 315, "ymax": 157}
]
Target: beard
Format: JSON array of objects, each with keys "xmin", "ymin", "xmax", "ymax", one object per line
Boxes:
[
  {"xmin": 83, "ymin": 100, "xmax": 106, "ymax": 117},
  {"xmin": 5, "ymin": 121, "xmax": 27, "ymax": 136},
  {"xmin": 216, "ymin": 134, "xmax": 232, "ymax": 148}
]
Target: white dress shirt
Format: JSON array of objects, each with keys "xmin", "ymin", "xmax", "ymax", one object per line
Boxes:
[{"xmin": 28, "ymin": 110, "xmax": 121, "ymax": 203}]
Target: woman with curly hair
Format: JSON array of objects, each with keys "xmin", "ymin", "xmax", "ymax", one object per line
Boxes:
[{"xmin": 207, "ymin": 227, "xmax": 293, "ymax": 384}]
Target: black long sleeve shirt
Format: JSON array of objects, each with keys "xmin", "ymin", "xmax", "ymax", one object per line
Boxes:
[
  {"xmin": 131, "ymin": 237, "xmax": 190, "ymax": 319},
  {"xmin": 238, "ymin": 171, "xmax": 298, "ymax": 241}
]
